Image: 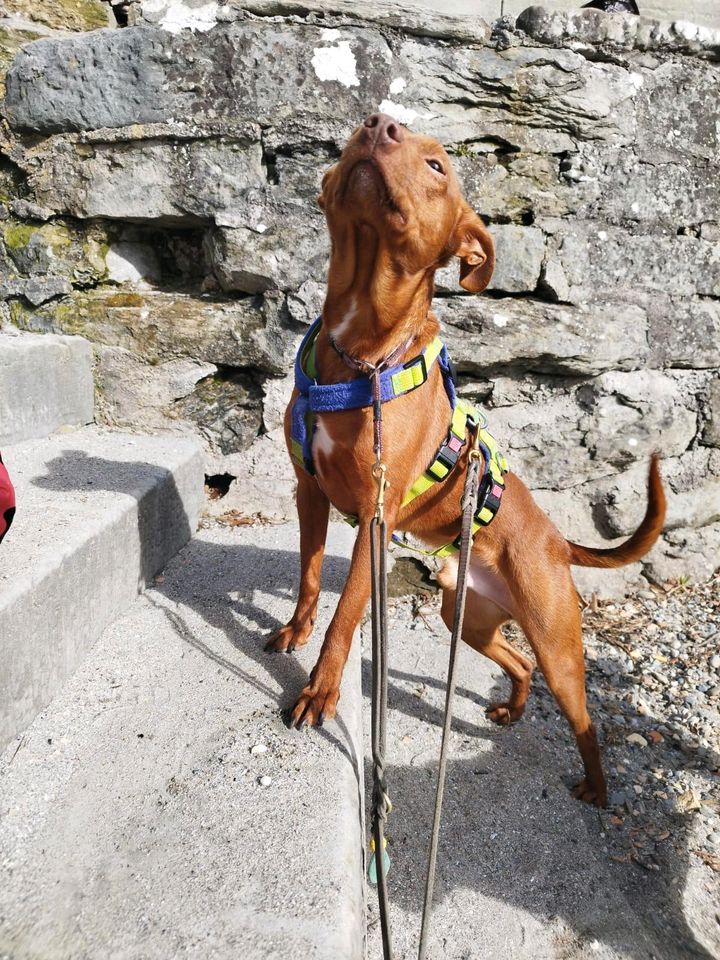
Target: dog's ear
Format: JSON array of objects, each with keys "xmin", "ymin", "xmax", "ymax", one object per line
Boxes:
[
  {"xmin": 317, "ymin": 165, "xmax": 337, "ymax": 210},
  {"xmin": 454, "ymin": 206, "xmax": 495, "ymax": 293}
]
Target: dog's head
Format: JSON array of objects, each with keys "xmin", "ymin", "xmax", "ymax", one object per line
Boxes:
[{"xmin": 318, "ymin": 113, "xmax": 494, "ymax": 293}]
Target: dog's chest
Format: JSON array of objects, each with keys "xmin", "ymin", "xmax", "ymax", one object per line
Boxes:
[{"xmin": 312, "ymin": 414, "xmax": 370, "ymax": 514}]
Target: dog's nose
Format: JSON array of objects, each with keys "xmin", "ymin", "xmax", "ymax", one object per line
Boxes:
[{"xmin": 363, "ymin": 113, "xmax": 404, "ymax": 145}]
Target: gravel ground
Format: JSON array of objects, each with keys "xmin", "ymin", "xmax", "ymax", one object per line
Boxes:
[{"xmin": 363, "ymin": 572, "xmax": 720, "ymax": 959}]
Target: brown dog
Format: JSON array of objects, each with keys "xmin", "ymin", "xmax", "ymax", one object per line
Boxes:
[{"xmin": 268, "ymin": 113, "xmax": 666, "ymax": 807}]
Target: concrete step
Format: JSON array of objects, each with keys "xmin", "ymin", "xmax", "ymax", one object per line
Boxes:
[
  {"xmin": 0, "ymin": 425, "xmax": 204, "ymax": 748},
  {"xmin": 0, "ymin": 522, "xmax": 364, "ymax": 960},
  {"xmin": 0, "ymin": 330, "xmax": 95, "ymax": 445}
]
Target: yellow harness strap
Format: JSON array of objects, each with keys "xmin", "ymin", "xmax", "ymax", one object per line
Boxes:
[{"xmin": 397, "ymin": 399, "xmax": 508, "ymax": 557}]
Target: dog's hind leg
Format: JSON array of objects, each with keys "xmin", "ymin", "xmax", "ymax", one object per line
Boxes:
[
  {"xmin": 439, "ymin": 583, "xmax": 532, "ymax": 725},
  {"xmin": 266, "ymin": 469, "xmax": 330, "ymax": 654},
  {"xmin": 514, "ymin": 569, "xmax": 607, "ymax": 807}
]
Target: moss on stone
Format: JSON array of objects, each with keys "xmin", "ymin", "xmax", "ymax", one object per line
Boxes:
[
  {"xmin": 1, "ymin": 0, "xmax": 109, "ymax": 32},
  {"xmin": 8, "ymin": 299, "xmax": 30, "ymax": 328},
  {"xmin": 106, "ymin": 292, "xmax": 145, "ymax": 308},
  {"xmin": 53, "ymin": 297, "xmax": 106, "ymax": 337},
  {"xmin": 1, "ymin": 219, "xmax": 76, "ymax": 254},
  {"xmin": 1, "ymin": 221, "xmax": 37, "ymax": 250},
  {"xmin": 82, "ymin": 237, "xmax": 110, "ymax": 278}
]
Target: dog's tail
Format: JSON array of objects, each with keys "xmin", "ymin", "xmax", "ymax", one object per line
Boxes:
[{"xmin": 566, "ymin": 454, "xmax": 666, "ymax": 569}]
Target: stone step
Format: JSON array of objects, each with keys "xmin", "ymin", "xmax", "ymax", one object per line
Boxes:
[
  {"xmin": 0, "ymin": 330, "xmax": 95, "ymax": 445},
  {"xmin": 0, "ymin": 425, "xmax": 204, "ymax": 748},
  {"xmin": 0, "ymin": 522, "xmax": 364, "ymax": 960}
]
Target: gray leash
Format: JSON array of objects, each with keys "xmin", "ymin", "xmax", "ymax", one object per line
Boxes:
[
  {"xmin": 367, "ymin": 380, "xmax": 482, "ymax": 960},
  {"xmin": 370, "ymin": 510, "xmax": 393, "ymax": 959},
  {"xmin": 418, "ymin": 434, "xmax": 482, "ymax": 960}
]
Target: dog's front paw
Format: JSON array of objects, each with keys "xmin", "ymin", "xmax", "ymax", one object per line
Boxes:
[
  {"xmin": 265, "ymin": 620, "xmax": 314, "ymax": 654},
  {"xmin": 289, "ymin": 683, "xmax": 340, "ymax": 728},
  {"xmin": 572, "ymin": 778, "xmax": 608, "ymax": 807}
]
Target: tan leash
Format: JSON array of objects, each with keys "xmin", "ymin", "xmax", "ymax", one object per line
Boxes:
[
  {"xmin": 367, "ymin": 375, "xmax": 483, "ymax": 960},
  {"xmin": 417, "ymin": 427, "xmax": 482, "ymax": 959}
]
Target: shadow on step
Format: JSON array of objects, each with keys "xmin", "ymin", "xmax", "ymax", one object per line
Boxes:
[
  {"xmin": 31, "ymin": 448, "xmax": 193, "ymax": 583},
  {"xmin": 361, "ymin": 655, "xmax": 718, "ymax": 960},
  {"xmin": 143, "ymin": 532, "xmax": 358, "ymax": 773}
]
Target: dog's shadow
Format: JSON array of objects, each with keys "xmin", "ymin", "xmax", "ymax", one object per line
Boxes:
[{"xmin": 361, "ymin": 642, "xmax": 718, "ymax": 960}]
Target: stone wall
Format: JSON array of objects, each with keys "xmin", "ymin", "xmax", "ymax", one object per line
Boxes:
[{"xmin": 1, "ymin": 0, "xmax": 719, "ymax": 593}]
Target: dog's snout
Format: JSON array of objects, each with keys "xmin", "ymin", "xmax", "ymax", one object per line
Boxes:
[{"xmin": 363, "ymin": 113, "xmax": 404, "ymax": 146}]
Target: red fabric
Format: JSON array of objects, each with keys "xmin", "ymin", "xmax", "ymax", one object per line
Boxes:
[{"xmin": 0, "ymin": 454, "xmax": 16, "ymax": 542}]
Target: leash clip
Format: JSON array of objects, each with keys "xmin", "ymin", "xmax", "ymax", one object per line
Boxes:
[
  {"xmin": 372, "ymin": 460, "xmax": 388, "ymax": 523},
  {"xmin": 468, "ymin": 422, "xmax": 483, "ymax": 462}
]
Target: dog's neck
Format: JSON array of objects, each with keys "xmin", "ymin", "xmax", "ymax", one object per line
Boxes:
[{"xmin": 321, "ymin": 223, "xmax": 439, "ymax": 365}]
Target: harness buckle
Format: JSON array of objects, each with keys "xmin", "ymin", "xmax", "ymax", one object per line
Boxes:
[{"xmin": 433, "ymin": 443, "xmax": 461, "ymax": 474}]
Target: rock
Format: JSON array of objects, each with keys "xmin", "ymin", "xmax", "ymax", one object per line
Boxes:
[
  {"xmin": 539, "ymin": 258, "xmax": 570, "ymax": 303},
  {"xmin": 486, "ymin": 225, "xmax": 545, "ymax": 294},
  {"xmin": 9, "ymin": 198, "xmax": 54, "ymax": 221},
  {"xmin": 676, "ymin": 788, "xmax": 702, "ymax": 813},
  {"xmin": 4, "ymin": 22, "xmax": 396, "ymax": 136},
  {"xmin": 0, "ymin": 218, "xmax": 109, "ymax": 285},
  {"xmin": 208, "ymin": 208, "xmax": 329, "ymax": 294},
  {"xmin": 22, "ymin": 276, "xmax": 72, "ymax": 306},
  {"xmin": 644, "ymin": 522, "xmax": 720, "ymax": 585},
  {"xmin": 172, "ymin": 369, "xmax": 263, "ymax": 455},
  {"xmin": 203, "ymin": 429, "xmax": 296, "ymax": 521},
  {"xmin": 94, "ymin": 345, "xmax": 215, "ymax": 420},
  {"xmin": 549, "ymin": 223, "xmax": 720, "ymax": 305},
  {"xmin": 12, "ymin": 289, "xmax": 295, "ymax": 375},
  {"xmin": 704, "ymin": 377, "xmax": 720, "ymax": 447},
  {"xmin": 1, "ymin": 0, "xmax": 111, "ymax": 32},
  {"xmin": 435, "ymin": 297, "xmax": 648, "ymax": 378},
  {"xmin": 286, "ymin": 280, "xmax": 326, "ymax": 327},
  {"xmin": 105, "ymin": 242, "xmax": 161, "ymax": 285},
  {"xmin": 22, "ymin": 130, "xmax": 266, "ymax": 224},
  {"xmin": 261, "ymin": 372, "xmax": 294, "ymax": 433},
  {"xmin": 626, "ymin": 733, "xmax": 648, "ymax": 747},
  {"xmin": 580, "ymin": 370, "xmax": 698, "ymax": 467},
  {"xmin": 223, "ymin": 0, "xmax": 492, "ymax": 45},
  {"xmin": 516, "ymin": 6, "xmax": 720, "ymax": 57},
  {"xmin": 648, "ymin": 297, "xmax": 720, "ymax": 370}
]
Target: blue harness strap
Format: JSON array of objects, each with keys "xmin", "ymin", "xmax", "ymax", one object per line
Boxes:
[{"xmin": 290, "ymin": 318, "xmax": 455, "ymax": 474}]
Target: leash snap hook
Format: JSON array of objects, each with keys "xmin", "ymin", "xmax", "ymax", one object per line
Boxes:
[
  {"xmin": 372, "ymin": 460, "xmax": 389, "ymax": 523},
  {"xmin": 469, "ymin": 420, "xmax": 483, "ymax": 462}
]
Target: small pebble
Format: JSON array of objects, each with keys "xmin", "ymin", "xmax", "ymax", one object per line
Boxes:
[
  {"xmin": 626, "ymin": 733, "xmax": 648, "ymax": 748},
  {"xmin": 250, "ymin": 744, "xmax": 268, "ymax": 755},
  {"xmin": 258, "ymin": 775, "xmax": 272, "ymax": 787}
]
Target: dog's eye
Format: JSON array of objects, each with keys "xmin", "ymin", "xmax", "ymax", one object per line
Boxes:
[{"xmin": 426, "ymin": 159, "xmax": 445, "ymax": 175}]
